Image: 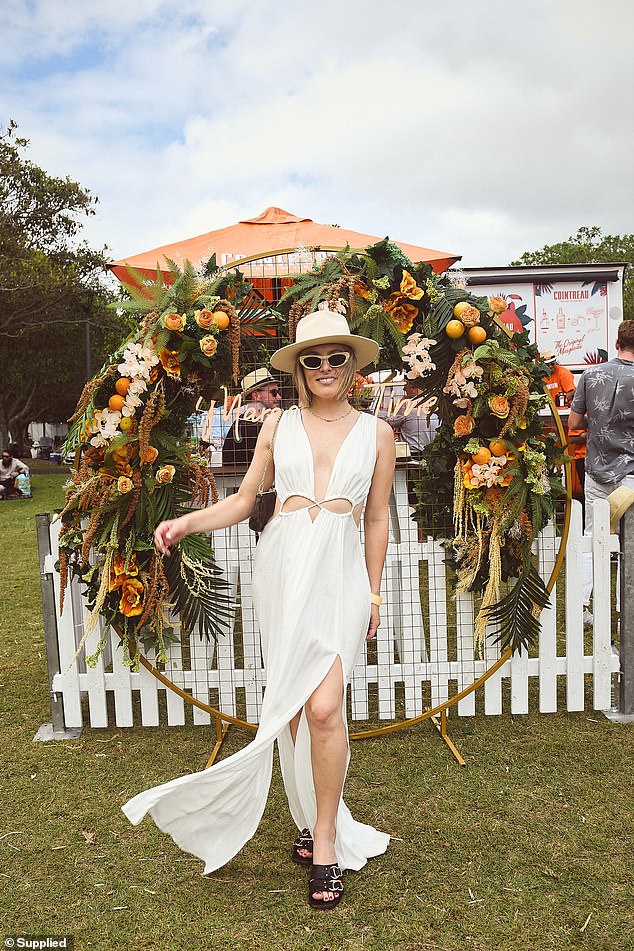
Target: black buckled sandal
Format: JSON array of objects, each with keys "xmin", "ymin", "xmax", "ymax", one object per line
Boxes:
[
  {"xmin": 291, "ymin": 827, "xmax": 313, "ymax": 866},
  {"xmin": 308, "ymin": 863, "xmax": 344, "ymax": 910}
]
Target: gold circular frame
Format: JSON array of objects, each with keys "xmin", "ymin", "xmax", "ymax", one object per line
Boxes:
[{"xmin": 138, "ymin": 237, "xmax": 572, "ymax": 743}]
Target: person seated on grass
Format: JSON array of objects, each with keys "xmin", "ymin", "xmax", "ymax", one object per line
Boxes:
[{"xmin": 0, "ymin": 449, "xmax": 28, "ymax": 500}]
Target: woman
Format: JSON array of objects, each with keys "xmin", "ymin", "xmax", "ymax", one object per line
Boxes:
[{"xmin": 123, "ymin": 307, "xmax": 396, "ymax": 909}]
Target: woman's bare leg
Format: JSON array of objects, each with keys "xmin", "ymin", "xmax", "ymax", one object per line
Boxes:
[{"xmin": 304, "ymin": 658, "xmax": 347, "ymax": 902}]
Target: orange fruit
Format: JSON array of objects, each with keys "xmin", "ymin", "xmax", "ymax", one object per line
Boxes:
[
  {"xmin": 108, "ymin": 394, "xmax": 125, "ymax": 412},
  {"xmin": 489, "ymin": 439, "xmax": 507, "ymax": 457},
  {"xmin": 471, "ymin": 446, "xmax": 492, "ymax": 465},
  {"xmin": 446, "ymin": 319, "xmax": 465, "ymax": 339},
  {"xmin": 213, "ymin": 311, "xmax": 230, "ymax": 330},
  {"xmin": 115, "ymin": 377, "xmax": 131, "ymax": 396},
  {"xmin": 467, "ymin": 325, "xmax": 487, "ymax": 345},
  {"xmin": 453, "ymin": 301, "xmax": 471, "ymax": 319}
]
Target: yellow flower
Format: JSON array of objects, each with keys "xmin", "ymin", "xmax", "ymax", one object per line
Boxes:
[
  {"xmin": 200, "ymin": 335, "xmax": 219, "ymax": 358},
  {"xmin": 117, "ymin": 476, "xmax": 134, "ymax": 494},
  {"xmin": 453, "ymin": 414, "xmax": 475, "ymax": 437},
  {"xmin": 156, "ymin": 465, "xmax": 176, "ymax": 484},
  {"xmin": 400, "ymin": 270, "xmax": 424, "ymax": 300},
  {"xmin": 385, "ymin": 294, "xmax": 418, "ymax": 333},
  {"xmin": 109, "ymin": 552, "xmax": 138, "ymax": 591},
  {"xmin": 489, "ymin": 395, "xmax": 510, "ymax": 419},
  {"xmin": 195, "ymin": 309, "xmax": 215, "ymax": 329},
  {"xmin": 158, "ymin": 348, "xmax": 181, "ymax": 378},
  {"xmin": 164, "ymin": 312, "xmax": 186, "ymax": 332},
  {"xmin": 119, "ymin": 577, "xmax": 144, "ymax": 617},
  {"xmin": 488, "ymin": 296, "xmax": 507, "ymax": 315}
]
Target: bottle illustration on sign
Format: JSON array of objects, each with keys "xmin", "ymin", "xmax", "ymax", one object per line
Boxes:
[
  {"xmin": 556, "ymin": 307, "xmax": 566, "ymax": 330},
  {"xmin": 540, "ymin": 309, "xmax": 550, "ymax": 331}
]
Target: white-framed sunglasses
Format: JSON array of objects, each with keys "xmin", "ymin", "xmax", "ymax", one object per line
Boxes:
[{"xmin": 298, "ymin": 351, "xmax": 351, "ymax": 371}]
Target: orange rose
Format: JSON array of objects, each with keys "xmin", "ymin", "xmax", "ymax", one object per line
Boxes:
[
  {"xmin": 158, "ymin": 348, "xmax": 181, "ymax": 378},
  {"xmin": 453, "ymin": 414, "xmax": 475, "ymax": 437},
  {"xmin": 119, "ymin": 577, "xmax": 144, "ymax": 617},
  {"xmin": 141, "ymin": 445, "xmax": 159, "ymax": 464},
  {"xmin": 200, "ymin": 335, "xmax": 218, "ymax": 358},
  {"xmin": 489, "ymin": 395, "xmax": 510, "ymax": 419},
  {"xmin": 156, "ymin": 465, "xmax": 175, "ymax": 484},
  {"xmin": 488, "ymin": 296, "xmax": 507, "ymax": 315},
  {"xmin": 195, "ymin": 309, "xmax": 215, "ymax": 329},
  {"xmin": 400, "ymin": 270, "xmax": 424, "ymax": 300},
  {"xmin": 117, "ymin": 475, "xmax": 134, "ymax": 494},
  {"xmin": 164, "ymin": 312, "xmax": 186, "ymax": 332}
]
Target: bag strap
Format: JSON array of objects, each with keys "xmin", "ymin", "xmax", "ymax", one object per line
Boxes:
[{"xmin": 257, "ymin": 409, "xmax": 283, "ymax": 496}]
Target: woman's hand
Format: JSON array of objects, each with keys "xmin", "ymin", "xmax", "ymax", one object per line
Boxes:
[
  {"xmin": 366, "ymin": 603, "xmax": 380, "ymax": 640},
  {"xmin": 154, "ymin": 516, "xmax": 188, "ymax": 555}
]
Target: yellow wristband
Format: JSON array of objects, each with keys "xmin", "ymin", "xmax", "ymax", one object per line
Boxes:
[{"xmin": 370, "ymin": 593, "xmax": 382, "ymax": 606}]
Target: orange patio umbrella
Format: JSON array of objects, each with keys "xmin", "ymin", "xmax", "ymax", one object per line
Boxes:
[{"xmin": 109, "ymin": 206, "xmax": 461, "ymax": 288}]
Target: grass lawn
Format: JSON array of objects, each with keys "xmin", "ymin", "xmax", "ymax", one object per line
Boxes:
[{"xmin": 1, "ymin": 470, "xmax": 632, "ymax": 950}]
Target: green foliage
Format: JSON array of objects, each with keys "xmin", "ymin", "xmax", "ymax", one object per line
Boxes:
[
  {"xmin": 485, "ymin": 561, "xmax": 551, "ymax": 653},
  {"xmin": 163, "ymin": 534, "xmax": 233, "ymax": 640},
  {"xmin": 0, "ymin": 120, "xmax": 123, "ymax": 448}
]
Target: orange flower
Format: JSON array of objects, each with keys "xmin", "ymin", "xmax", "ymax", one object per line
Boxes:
[
  {"xmin": 488, "ymin": 295, "xmax": 507, "ymax": 315},
  {"xmin": 141, "ymin": 445, "xmax": 158, "ymax": 464},
  {"xmin": 199, "ymin": 335, "xmax": 218, "ymax": 358},
  {"xmin": 195, "ymin": 309, "xmax": 215, "ymax": 329},
  {"xmin": 158, "ymin": 348, "xmax": 181, "ymax": 378},
  {"xmin": 400, "ymin": 270, "xmax": 424, "ymax": 300},
  {"xmin": 164, "ymin": 312, "xmax": 186, "ymax": 332},
  {"xmin": 117, "ymin": 475, "xmax": 134, "ymax": 494},
  {"xmin": 385, "ymin": 294, "xmax": 418, "ymax": 333},
  {"xmin": 109, "ymin": 552, "xmax": 138, "ymax": 591},
  {"xmin": 119, "ymin": 577, "xmax": 144, "ymax": 617},
  {"xmin": 489, "ymin": 395, "xmax": 510, "ymax": 419},
  {"xmin": 156, "ymin": 464, "xmax": 175, "ymax": 484},
  {"xmin": 453, "ymin": 414, "xmax": 475, "ymax": 437}
]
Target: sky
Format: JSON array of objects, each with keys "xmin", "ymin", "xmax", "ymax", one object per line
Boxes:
[{"xmin": 2, "ymin": 0, "xmax": 633, "ymax": 271}]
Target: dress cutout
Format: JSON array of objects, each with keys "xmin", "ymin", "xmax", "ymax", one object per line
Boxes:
[{"xmin": 122, "ymin": 406, "xmax": 390, "ymax": 873}]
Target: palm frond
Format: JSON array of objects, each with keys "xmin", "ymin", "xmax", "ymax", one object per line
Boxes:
[
  {"xmin": 162, "ymin": 534, "xmax": 233, "ymax": 640},
  {"xmin": 485, "ymin": 561, "xmax": 550, "ymax": 653}
]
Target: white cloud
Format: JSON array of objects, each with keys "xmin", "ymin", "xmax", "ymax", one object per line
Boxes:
[{"xmin": 2, "ymin": 0, "xmax": 633, "ymax": 268}]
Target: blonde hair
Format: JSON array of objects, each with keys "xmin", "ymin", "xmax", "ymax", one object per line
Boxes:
[{"xmin": 292, "ymin": 346, "xmax": 358, "ymax": 405}]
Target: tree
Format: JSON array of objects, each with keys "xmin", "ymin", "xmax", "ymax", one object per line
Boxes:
[
  {"xmin": 0, "ymin": 121, "xmax": 128, "ymax": 450},
  {"xmin": 512, "ymin": 226, "xmax": 633, "ymax": 320}
]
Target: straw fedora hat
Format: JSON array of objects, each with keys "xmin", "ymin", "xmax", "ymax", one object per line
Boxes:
[
  {"xmin": 240, "ymin": 367, "xmax": 276, "ymax": 397},
  {"xmin": 541, "ymin": 349, "xmax": 557, "ymax": 364},
  {"xmin": 607, "ymin": 486, "xmax": 634, "ymax": 534},
  {"xmin": 270, "ymin": 306, "xmax": 379, "ymax": 373}
]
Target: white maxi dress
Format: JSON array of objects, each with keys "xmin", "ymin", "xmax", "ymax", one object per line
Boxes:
[{"xmin": 122, "ymin": 406, "xmax": 390, "ymax": 874}]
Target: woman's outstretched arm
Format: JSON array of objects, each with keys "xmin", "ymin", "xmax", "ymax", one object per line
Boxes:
[
  {"xmin": 154, "ymin": 409, "xmax": 281, "ymax": 554},
  {"xmin": 363, "ymin": 418, "xmax": 396, "ymax": 639}
]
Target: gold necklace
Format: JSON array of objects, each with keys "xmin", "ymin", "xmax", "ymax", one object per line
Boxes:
[{"xmin": 305, "ymin": 404, "xmax": 354, "ymax": 423}]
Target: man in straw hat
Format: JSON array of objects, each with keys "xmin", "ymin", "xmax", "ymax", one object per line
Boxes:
[
  {"xmin": 569, "ymin": 319, "xmax": 634, "ymax": 623},
  {"xmin": 127, "ymin": 306, "xmax": 395, "ymax": 910},
  {"xmin": 221, "ymin": 366, "xmax": 282, "ymax": 467}
]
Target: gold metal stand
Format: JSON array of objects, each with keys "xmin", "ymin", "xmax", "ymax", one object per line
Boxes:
[
  {"xmin": 429, "ymin": 708, "xmax": 466, "ymax": 766},
  {"xmin": 206, "ymin": 716, "xmax": 232, "ymax": 767}
]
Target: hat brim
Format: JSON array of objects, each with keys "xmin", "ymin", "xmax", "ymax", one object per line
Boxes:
[
  {"xmin": 607, "ymin": 486, "xmax": 634, "ymax": 533},
  {"xmin": 270, "ymin": 334, "xmax": 379, "ymax": 373},
  {"xmin": 242, "ymin": 375, "xmax": 276, "ymax": 398}
]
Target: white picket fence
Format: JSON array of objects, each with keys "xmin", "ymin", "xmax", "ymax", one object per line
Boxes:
[{"xmin": 42, "ymin": 469, "xmax": 621, "ymax": 730}]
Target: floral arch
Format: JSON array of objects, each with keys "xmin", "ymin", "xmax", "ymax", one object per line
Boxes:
[{"xmin": 58, "ymin": 241, "xmax": 565, "ymax": 671}]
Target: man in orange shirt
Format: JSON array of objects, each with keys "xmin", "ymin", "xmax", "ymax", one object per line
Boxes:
[{"xmin": 542, "ymin": 349, "xmax": 576, "ymax": 406}]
